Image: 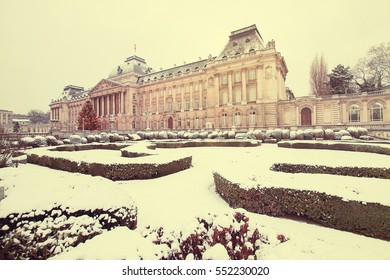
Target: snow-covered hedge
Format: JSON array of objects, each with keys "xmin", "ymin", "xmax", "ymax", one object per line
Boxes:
[
  {"xmin": 20, "ymin": 136, "xmax": 35, "ymax": 147},
  {"xmin": 86, "ymin": 135, "xmax": 96, "ymax": 143},
  {"xmin": 324, "ymin": 129, "xmax": 334, "ymax": 140},
  {"xmin": 99, "ymin": 133, "xmax": 109, "ymax": 142},
  {"xmin": 69, "ymin": 135, "xmax": 81, "ymax": 145},
  {"xmin": 0, "ymin": 205, "xmax": 137, "ymax": 260},
  {"xmin": 214, "ymin": 172, "xmax": 390, "ymax": 240},
  {"xmin": 46, "ymin": 136, "xmax": 59, "ymax": 146},
  {"xmin": 145, "ymin": 212, "xmax": 280, "ymax": 260},
  {"xmin": 128, "ymin": 134, "xmax": 141, "ymax": 141}
]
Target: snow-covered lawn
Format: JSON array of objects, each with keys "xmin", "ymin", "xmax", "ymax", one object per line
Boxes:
[{"xmin": 0, "ymin": 143, "xmax": 389, "ymax": 259}]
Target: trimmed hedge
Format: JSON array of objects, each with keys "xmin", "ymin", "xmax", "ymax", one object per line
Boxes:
[
  {"xmin": 213, "ymin": 172, "xmax": 390, "ymax": 240},
  {"xmin": 52, "ymin": 143, "xmax": 130, "ymax": 152},
  {"xmin": 271, "ymin": 163, "xmax": 390, "ymax": 179},
  {"xmin": 153, "ymin": 140, "xmax": 261, "ymax": 149},
  {"xmin": 0, "ymin": 205, "xmax": 137, "ymax": 260},
  {"xmin": 278, "ymin": 141, "xmax": 390, "ymax": 155},
  {"xmin": 27, "ymin": 153, "xmax": 192, "ymax": 181}
]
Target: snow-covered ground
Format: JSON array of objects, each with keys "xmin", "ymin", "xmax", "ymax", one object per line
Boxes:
[{"xmin": 1, "ymin": 143, "xmax": 389, "ymax": 259}]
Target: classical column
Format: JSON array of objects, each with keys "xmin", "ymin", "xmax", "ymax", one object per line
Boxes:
[
  {"xmin": 120, "ymin": 91, "xmax": 124, "ymax": 114},
  {"xmin": 228, "ymin": 72, "xmax": 233, "ymax": 105},
  {"xmin": 162, "ymin": 88, "xmax": 166, "ymax": 112},
  {"xmin": 149, "ymin": 92, "xmax": 152, "ymax": 113},
  {"xmin": 313, "ymin": 104, "xmax": 317, "ymax": 125},
  {"xmin": 199, "ymin": 80, "xmax": 203, "ymax": 110},
  {"xmin": 181, "ymin": 86, "xmax": 184, "ymax": 112},
  {"xmin": 241, "ymin": 69, "xmax": 247, "ymax": 103},
  {"xmin": 214, "ymin": 75, "xmax": 220, "ymax": 107},
  {"xmin": 256, "ymin": 66, "xmax": 263, "ymax": 102},
  {"xmin": 296, "ymin": 106, "xmax": 300, "ymax": 125},
  {"xmin": 189, "ymin": 83, "xmax": 193, "ymax": 111}
]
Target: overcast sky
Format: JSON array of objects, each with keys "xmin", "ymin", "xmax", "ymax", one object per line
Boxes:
[{"xmin": 0, "ymin": 0, "xmax": 389, "ymax": 114}]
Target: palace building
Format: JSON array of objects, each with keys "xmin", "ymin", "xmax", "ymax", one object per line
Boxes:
[{"xmin": 49, "ymin": 25, "xmax": 390, "ymax": 134}]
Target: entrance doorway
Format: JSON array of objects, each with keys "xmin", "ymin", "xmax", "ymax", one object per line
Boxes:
[
  {"xmin": 167, "ymin": 117, "xmax": 173, "ymax": 129},
  {"xmin": 301, "ymin": 108, "xmax": 312, "ymax": 126}
]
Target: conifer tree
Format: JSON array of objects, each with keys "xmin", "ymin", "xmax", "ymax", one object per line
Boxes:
[
  {"xmin": 328, "ymin": 64, "xmax": 353, "ymax": 94},
  {"xmin": 77, "ymin": 101, "xmax": 100, "ymax": 130}
]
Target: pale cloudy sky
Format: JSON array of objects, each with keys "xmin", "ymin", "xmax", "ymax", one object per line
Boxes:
[{"xmin": 0, "ymin": 0, "xmax": 389, "ymax": 114}]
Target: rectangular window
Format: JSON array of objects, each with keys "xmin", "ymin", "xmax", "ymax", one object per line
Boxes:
[
  {"xmin": 222, "ymin": 91, "xmax": 228, "ymax": 104},
  {"xmin": 249, "ymin": 69, "xmax": 256, "ymax": 80},
  {"xmin": 235, "ymin": 88, "xmax": 241, "ymax": 103},
  {"xmin": 203, "ymin": 96, "xmax": 207, "ymax": 108},
  {"xmin": 249, "ymin": 87, "xmax": 256, "ymax": 101},
  {"xmin": 194, "ymin": 82, "xmax": 199, "ymax": 92},
  {"xmin": 235, "ymin": 72, "xmax": 241, "ymax": 83},
  {"xmin": 168, "ymin": 102, "xmax": 172, "ymax": 112},
  {"xmin": 194, "ymin": 98, "xmax": 199, "ymax": 109},
  {"xmin": 185, "ymin": 99, "xmax": 190, "ymax": 110},
  {"xmin": 185, "ymin": 84, "xmax": 190, "ymax": 93},
  {"xmin": 159, "ymin": 103, "xmax": 164, "ymax": 112},
  {"xmin": 221, "ymin": 74, "xmax": 228, "ymax": 85},
  {"xmin": 177, "ymin": 100, "xmax": 181, "ymax": 111}
]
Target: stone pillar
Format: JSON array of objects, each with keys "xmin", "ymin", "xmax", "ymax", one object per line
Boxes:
[
  {"xmin": 189, "ymin": 83, "xmax": 193, "ymax": 111},
  {"xmin": 149, "ymin": 92, "xmax": 152, "ymax": 113},
  {"xmin": 181, "ymin": 86, "xmax": 184, "ymax": 112},
  {"xmin": 162, "ymin": 89, "xmax": 166, "ymax": 112},
  {"xmin": 199, "ymin": 80, "xmax": 203, "ymax": 110},
  {"xmin": 241, "ymin": 69, "xmax": 247, "ymax": 103},
  {"xmin": 313, "ymin": 104, "xmax": 317, "ymax": 125},
  {"xmin": 296, "ymin": 106, "xmax": 300, "ymax": 125},
  {"xmin": 214, "ymin": 75, "xmax": 220, "ymax": 107},
  {"xmin": 120, "ymin": 91, "xmax": 124, "ymax": 114},
  {"xmin": 362, "ymin": 101, "xmax": 368, "ymax": 123},
  {"xmin": 256, "ymin": 66, "xmax": 263, "ymax": 101},
  {"xmin": 228, "ymin": 72, "xmax": 233, "ymax": 105}
]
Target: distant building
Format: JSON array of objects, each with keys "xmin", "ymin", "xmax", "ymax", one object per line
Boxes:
[
  {"xmin": 0, "ymin": 109, "xmax": 13, "ymax": 131},
  {"xmin": 49, "ymin": 24, "xmax": 390, "ymax": 132}
]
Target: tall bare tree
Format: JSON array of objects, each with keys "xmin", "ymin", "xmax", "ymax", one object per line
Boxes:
[
  {"xmin": 310, "ymin": 54, "xmax": 330, "ymax": 96},
  {"xmin": 353, "ymin": 42, "xmax": 389, "ymax": 91}
]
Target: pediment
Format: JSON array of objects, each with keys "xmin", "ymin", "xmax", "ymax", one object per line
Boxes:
[{"xmin": 90, "ymin": 79, "xmax": 123, "ymax": 93}]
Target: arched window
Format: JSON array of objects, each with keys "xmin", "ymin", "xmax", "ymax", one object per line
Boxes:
[
  {"xmin": 349, "ymin": 105, "xmax": 360, "ymax": 122},
  {"xmin": 248, "ymin": 111, "xmax": 256, "ymax": 125},
  {"xmin": 370, "ymin": 103, "xmax": 384, "ymax": 121},
  {"xmin": 220, "ymin": 112, "xmax": 228, "ymax": 125},
  {"xmin": 234, "ymin": 111, "xmax": 241, "ymax": 125}
]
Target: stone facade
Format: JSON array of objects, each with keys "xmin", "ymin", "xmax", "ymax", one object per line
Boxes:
[
  {"xmin": 0, "ymin": 109, "xmax": 13, "ymax": 131},
  {"xmin": 49, "ymin": 25, "xmax": 390, "ymax": 133}
]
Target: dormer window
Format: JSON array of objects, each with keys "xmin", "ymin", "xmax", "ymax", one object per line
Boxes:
[
  {"xmin": 249, "ymin": 49, "xmax": 255, "ymax": 53},
  {"xmin": 222, "ymin": 55, "xmax": 227, "ymax": 59},
  {"xmin": 233, "ymin": 42, "xmax": 237, "ymax": 46},
  {"xmin": 235, "ymin": 52, "xmax": 240, "ymax": 56},
  {"xmin": 246, "ymin": 38, "xmax": 250, "ymax": 43},
  {"xmin": 194, "ymin": 67, "xmax": 199, "ymax": 71},
  {"xmin": 186, "ymin": 69, "xmax": 190, "ymax": 72}
]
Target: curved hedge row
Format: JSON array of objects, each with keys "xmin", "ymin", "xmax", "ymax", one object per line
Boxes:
[
  {"xmin": 278, "ymin": 141, "xmax": 390, "ymax": 155},
  {"xmin": 153, "ymin": 140, "xmax": 260, "ymax": 149},
  {"xmin": 213, "ymin": 172, "xmax": 390, "ymax": 241},
  {"xmin": 271, "ymin": 163, "xmax": 390, "ymax": 179},
  {"xmin": 27, "ymin": 153, "xmax": 192, "ymax": 181}
]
